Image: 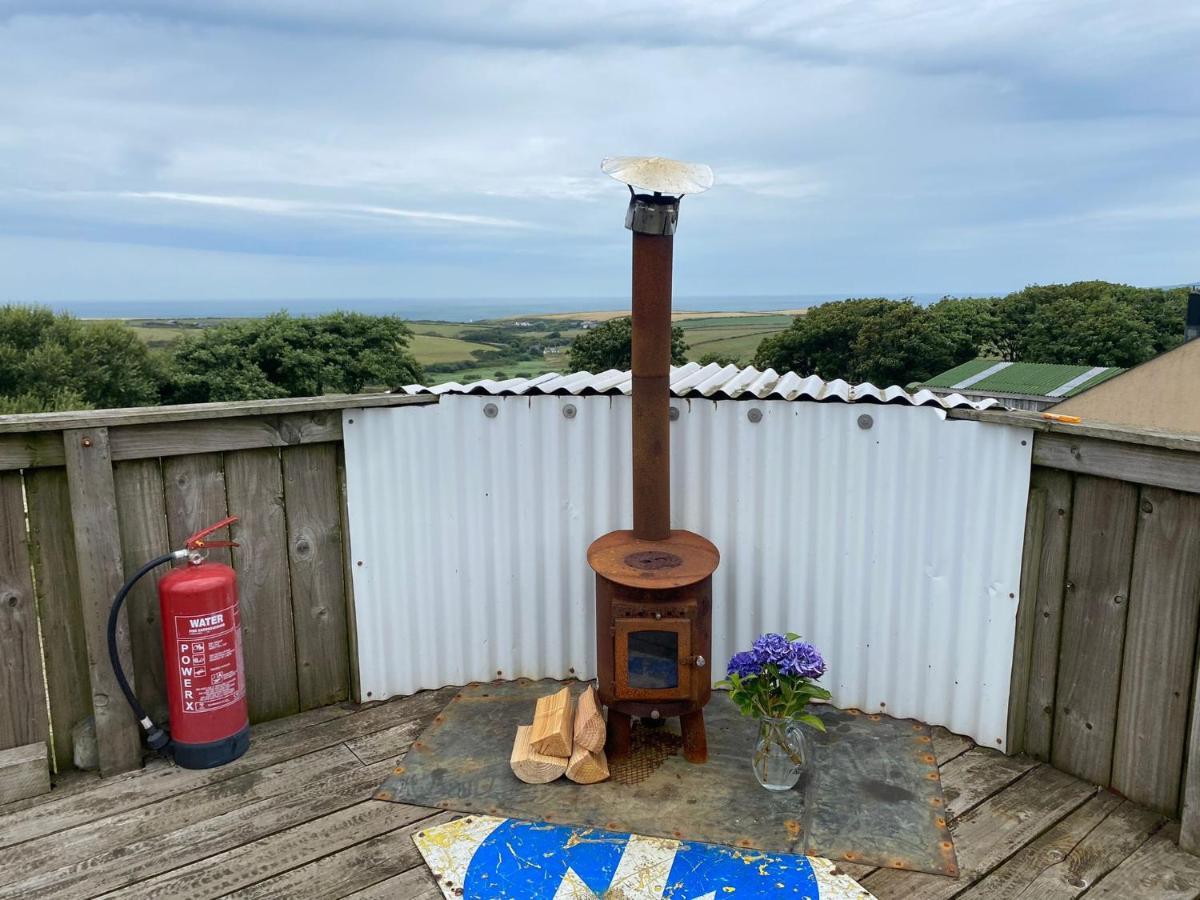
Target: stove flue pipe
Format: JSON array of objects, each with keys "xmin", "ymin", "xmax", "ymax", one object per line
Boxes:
[
  {"xmin": 628, "ymin": 194, "xmax": 678, "ymax": 542},
  {"xmin": 602, "ymin": 157, "xmax": 713, "ymax": 541}
]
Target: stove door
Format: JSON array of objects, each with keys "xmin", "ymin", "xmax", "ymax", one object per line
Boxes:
[{"xmin": 613, "ymin": 617, "xmax": 692, "ymax": 701}]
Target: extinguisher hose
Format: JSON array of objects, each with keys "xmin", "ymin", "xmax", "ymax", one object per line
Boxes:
[{"xmin": 108, "ymin": 551, "xmax": 185, "ymax": 757}]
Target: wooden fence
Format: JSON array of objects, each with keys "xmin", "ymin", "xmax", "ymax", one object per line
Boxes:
[
  {"xmin": 0, "ymin": 394, "xmax": 435, "ymax": 778},
  {"xmin": 956, "ymin": 411, "xmax": 1200, "ymax": 854},
  {"xmin": 4, "ymin": 395, "xmax": 1200, "ymax": 856}
]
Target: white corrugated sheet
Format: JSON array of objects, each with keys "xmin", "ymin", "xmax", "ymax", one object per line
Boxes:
[
  {"xmin": 400, "ymin": 362, "xmax": 1001, "ymax": 410},
  {"xmin": 343, "ymin": 395, "xmax": 1032, "ymax": 748}
]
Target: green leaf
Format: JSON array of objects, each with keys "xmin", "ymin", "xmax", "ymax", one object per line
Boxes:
[{"xmin": 798, "ymin": 712, "xmax": 826, "ymax": 732}]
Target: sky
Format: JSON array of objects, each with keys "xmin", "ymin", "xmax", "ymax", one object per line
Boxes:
[{"xmin": 0, "ymin": 1, "xmax": 1198, "ymax": 311}]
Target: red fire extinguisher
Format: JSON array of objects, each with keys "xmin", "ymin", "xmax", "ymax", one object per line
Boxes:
[{"xmin": 108, "ymin": 516, "xmax": 250, "ymax": 769}]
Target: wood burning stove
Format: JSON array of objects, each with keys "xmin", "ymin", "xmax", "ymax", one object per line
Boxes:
[{"xmin": 589, "ymin": 157, "xmax": 718, "ymax": 764}]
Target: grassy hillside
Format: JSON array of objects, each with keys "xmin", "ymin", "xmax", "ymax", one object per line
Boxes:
[{"xmin": 117, "ymin": 309, "xmax": 800, "ymax": 385}]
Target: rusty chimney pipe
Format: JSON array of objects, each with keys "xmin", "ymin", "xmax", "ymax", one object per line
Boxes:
[
  {"xmin": 629, "ymin": 202, "xmax": 676, "ymax": 541},
  {"xmin": 602, "ymin": 157, "xmax": 712, "ymax": 541}
]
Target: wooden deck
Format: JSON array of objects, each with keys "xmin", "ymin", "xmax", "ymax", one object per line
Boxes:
[{"xmin": 1, "ymin": 690, "xmax": 1198, "ymax": 900}]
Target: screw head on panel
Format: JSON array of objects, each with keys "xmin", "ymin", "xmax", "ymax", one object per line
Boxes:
[
  {"xmin": 747, "ymin": 408, "xmax": 763, "ymax": 423},
  {"xmin": 857, "ymin": 414, "xmax": 874, "ymax": 430},
  {"xmin": 669, "ymin": 406, "xmax": 680, "ymax": 421},
  {"xmin": 483, "ymin": 403, "xmax": 499, "ymax": 418},
  {"xmin": 562, "ymin": 404, "xmax": 577, "ymax": 419}
]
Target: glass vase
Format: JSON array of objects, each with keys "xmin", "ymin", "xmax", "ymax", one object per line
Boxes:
[{"xmin": 752, "ymin": 716, "xmax": 810, "ymax": 791}]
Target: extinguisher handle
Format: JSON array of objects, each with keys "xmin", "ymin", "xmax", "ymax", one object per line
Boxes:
[{"xmin": 185, "ymin": 515, "xmax": 240, "ymax": 551}]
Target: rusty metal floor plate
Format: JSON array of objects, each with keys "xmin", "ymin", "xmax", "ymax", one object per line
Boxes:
[{"xmin": 376, "ymin": 679, "xmax": 958, "ymax": 876}]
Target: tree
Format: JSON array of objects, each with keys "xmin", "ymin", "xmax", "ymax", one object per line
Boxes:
[
  {"xmin": 698, "ymin": 351, "xmax": 743, "ymax": 367},
  {"xmin": 926, "ymin": 297, "xmax": 1000, "ymax": 362},
  {"xmin": 852, "ymin": 302, "xmax": 960, "ymax": 385},
  {"xmin": 752, "ymin": 298, "xmax": 895, "ymax": 381},
  {"xmin": 994, "ymin": 281, "xmax": 1169, "ymax": 367},
  {"xmin": 166, "ymin": 312, "xmax": 423, "ymax": 404},
  {"xmin": 0, "ymin": 306, "xmax": 164, "ymax": 412},
  {"xmin": 567, "ymin": 317, "xmax": 688, "ymax": 372}
]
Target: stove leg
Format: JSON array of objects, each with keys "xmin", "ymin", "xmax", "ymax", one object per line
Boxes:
[
  {"xmin": 680, "ymin": 710, "xmax": 707, "ymax": 763},
  {"xmin": 606, "ymin": 710, "xmax": 633, "ymax": 762}
]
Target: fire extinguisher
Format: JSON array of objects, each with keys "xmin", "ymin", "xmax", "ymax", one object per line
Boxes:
[{"xmin": 108, "ymin": 516, "xmax": 251, "ymax": 769}]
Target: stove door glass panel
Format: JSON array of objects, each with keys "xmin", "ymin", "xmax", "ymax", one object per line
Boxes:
[{"xmin": 627, "ymin": 630, "xmax": 679, "ymax": 690}]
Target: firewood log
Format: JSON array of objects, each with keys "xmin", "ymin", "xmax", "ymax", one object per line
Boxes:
[
  {"xmin": 529, "ymin": 686, "xmax": 574, "ymax": 757},
  {"xmin": 573, "ymin": 685, "xmax": 606, "ymax": 753},
  {"xmin": 566, "ymin": 744, "xmax": 610, "ymax": 784},
  {"xmin": 511, "ymin": 725, "xmax": 568, "ymax": 784}
]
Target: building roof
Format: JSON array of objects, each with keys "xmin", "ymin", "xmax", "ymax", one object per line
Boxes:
[
  {"xmin": 401, "ymin": 362, "xmax": 999, "ymax": 409},
  {"xmin": 920, "ymin": 358, "xmax": 1124, "ymax": 399}
]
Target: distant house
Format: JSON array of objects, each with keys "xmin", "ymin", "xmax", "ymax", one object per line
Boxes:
[
  {"xmin": 918, "ymin": 359, "xmax": 1124, "ymax": 412},
  {"xmin": 1053, "ymin": 336, "xmax": 1200, "ymax": 434}
]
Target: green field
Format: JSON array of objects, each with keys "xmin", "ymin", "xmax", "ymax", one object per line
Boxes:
[
  {"xmin": 433, "ymin": 353, "xmax": 570, "ymax": 384},
  {"xmin": 676, "ymin": 314, "xmax": 793, "ymax": 365},
  {"xmin": 119, "ymin": 310, "xmax": 798, "ymax": 382},
  {"xmin": 408, "ymin": 333, "xmax": 497, "ymax": 364}
]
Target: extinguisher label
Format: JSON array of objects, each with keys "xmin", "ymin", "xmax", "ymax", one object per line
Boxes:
[{"xmin": 173, "ymin": 603, "xmax": 245, "ymax": 714}]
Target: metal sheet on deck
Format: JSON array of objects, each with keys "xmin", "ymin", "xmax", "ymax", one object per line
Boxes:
[
  {"xmin": 376, "ymin": 680, "xmax": 958, "ymax": 876},
  {"xmin": 414, "ymin": 814, "xmax": 877, "ymax": 898}
]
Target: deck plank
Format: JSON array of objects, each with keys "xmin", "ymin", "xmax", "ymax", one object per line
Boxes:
[
  {"xmin": 938, "ymin": 748, "xmax": 1039, "ymax": 820},
  {"xmin": 113, "ymin": 799, "xmax": 437, "ymax": 899},
  {"xmin": 2, "ymin": 760, "xmax": 409, "ymax": 899},
  {"xmin": 0, "ymin": 687, "xmax": 453, "ymax": 849},
  {"xmin": 231, "ymin": 811, "xmax": 456, "ymax": 899},
  {"xmin": 0, "ymin": 744, "xmax": 361, "ymax": 888},
  {"xmin": 957, "ymin": 793, "xmax": 1162, "ymax": 899},
  {"xmin": 1083, "ymin": 826, "xmax": 1200, "ymax": 899},
  {"xmin": 932, "ymin": 727, "xmax": 974, "ymax": 766},
  {"xmin": 341, "ymin": 865, "xmax": 444, "ymax": 899},
  {"xmin": 863, "ymin": 765, "xmax": 1097, "ymax": 900}
]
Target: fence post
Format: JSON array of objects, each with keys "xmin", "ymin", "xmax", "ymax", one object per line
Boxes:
[{"xmin": 64, "ymin": 426, "xmax": 142, "ymax": 775}]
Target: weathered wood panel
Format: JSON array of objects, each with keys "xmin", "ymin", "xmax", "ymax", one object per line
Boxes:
[
  {"xmin": 62, "ymin": 427, "xmax": 142, "ymax": 775},
  {"xmin": 1035, "ymin": 432, "xmax": 1200, "ymax": 495},
  {"xmin": 0, "ymin": 742, "xmax": 50, "ymax": 804},
  {"xmin": 1051, "ymin": 475, "xmax": 1138, "ymax": 786},
  {"xmin": 0, "ymin": 472, "xmax": 49, "ymax": 753},
  {"xmin": 1111, "ymin": 486, "xmax": 1200, "ymax": 817},
  {"xmin": 225, "ymin": 448, "xmax": 299, "ymax": 722},
  {"xmin": 162, "ymin": 453, "xmax": 231, "ymax": 568},
  {"xmin": 0, "ymin": 392, "xmax": 435, "ymax": 433},
  {"xmin": 1006, "ymin": 486, "xmax": 1045, "ymax": 755},
  {"xmin": 1084, "ymin": 825, "xmax": 1200, "ymax": 899},
  {"xmin": 23, "ymin": 468, "xmax": 89, "ymax": 771},
  {"xmin": 1183, "ymin": 636, "xmax": 1200, "ymax": 853},
  {"xmin": 281, "ymin": 444, "xmax": 349, "ymax": 709},
  {"xmin": 338, "ymin": 446, "xmax": 361, "ymax": 704},
  {"xmin": 958, "ymin": 793, "xmax": 1160, "ymax": 899},
  {"xmin": 0, "ymin": 433, "xmax": 65, "ymax": 471},
  {"xmin": 1022, "ymin": 467, "xmax": 1074, "ymax": 761},
  {"xmin": 109, "ymin": 411, "xmax": 342, "ymax": 461},
  {"xmin": 113, "ymin": 460, "xmax": 173, "ymax": 725}
]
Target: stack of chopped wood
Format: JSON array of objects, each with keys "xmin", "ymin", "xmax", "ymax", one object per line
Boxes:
[{"xmin": 510, "ymin": 684, "xmax": 608, "ymax": 784}]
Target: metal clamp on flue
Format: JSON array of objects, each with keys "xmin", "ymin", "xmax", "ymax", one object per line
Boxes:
[{"xmin": 601, "ymin": 156, "xmax": 714, "ymax": 236}]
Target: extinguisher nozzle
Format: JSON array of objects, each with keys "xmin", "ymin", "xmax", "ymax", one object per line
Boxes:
[{"xmin": 145, "ymin": 724, "xmax": 171, "ymax": 757}]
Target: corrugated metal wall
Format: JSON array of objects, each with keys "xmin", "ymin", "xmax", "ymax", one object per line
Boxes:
[{"xmin": 343, "ymin": 396, "xmax": 1032, "ymax": 748}]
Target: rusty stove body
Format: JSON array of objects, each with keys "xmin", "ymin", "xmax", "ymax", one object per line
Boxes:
[{"xmin": 588, "ymin": 158, "xmax": 718, "ymax": 765}]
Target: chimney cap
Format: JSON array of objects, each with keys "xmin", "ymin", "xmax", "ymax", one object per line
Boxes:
[{"xmin": 601, "ymin": 156, "xmax": 713, "ymax": 196}]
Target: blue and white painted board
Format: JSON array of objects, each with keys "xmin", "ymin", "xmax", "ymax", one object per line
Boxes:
[{"xmin": 414, "ymin": 816, "xmax": 875, "ymax": 899}]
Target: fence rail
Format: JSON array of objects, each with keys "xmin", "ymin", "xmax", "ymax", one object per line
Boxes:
[
  {"xmin": 0, "ymin": 393, "xmax": 435, "ymax": 776},
  {"xmin": 972, "ymin": 409, "xmax": 1200, "ymax": 855}
]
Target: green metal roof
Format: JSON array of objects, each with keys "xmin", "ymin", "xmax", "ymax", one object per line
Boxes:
[{"xmin": 920, "ymin": 358, "xmax": 1125, "ymax": 399}]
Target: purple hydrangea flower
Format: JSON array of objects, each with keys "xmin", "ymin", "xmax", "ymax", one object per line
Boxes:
[
  {"xmin": 751, "ymin": 633, "xmax": 794, "ymax": 668},
  {"xmin": 788, "ymin": 642, "xmax": 826, "ymax": 679},
  {"xmin": 727, "ymin": 651, "xmax": 761, "ymax": 678}
]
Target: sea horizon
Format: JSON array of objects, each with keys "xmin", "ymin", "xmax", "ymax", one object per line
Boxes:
[{"xmin": 39, "ymin": 292, "xmax": 958, "ymax": 322}]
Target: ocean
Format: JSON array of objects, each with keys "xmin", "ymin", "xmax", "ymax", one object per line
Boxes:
[{"xmin": 50, "ymin": 293, "xmax": 951, "ymax": 322}]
